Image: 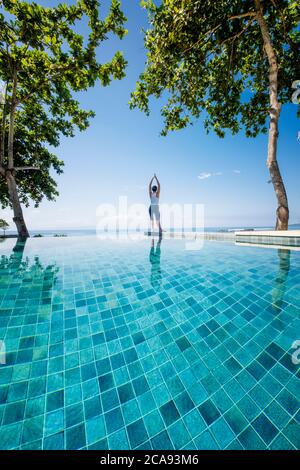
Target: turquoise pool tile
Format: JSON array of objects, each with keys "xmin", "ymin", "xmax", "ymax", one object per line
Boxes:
[
  {"xmin": 28, "ymin": 377, "xmax": 46, "ymax": 398},
  {"xmin": 235, "ymin": 369, "xmax": 256, "ymax": 392},
  {"xmin": 98, "ymin": 373, "xmax": 114, "ymax": 393},
  {"xmin": 84, "ymin": 395, "xmax": 102, "ymax": 419},
  {"xmin": 174, "ymin": 391, "xmax": 195, "ymax": 416},
  {"xmin": 166, "ymin": 375, "xmax": 184, "ymax": 396},
  {"xmin": 122, "ymin": 398, "xmax": 141, "ymax": 425},
  {"xmin": 194, "ymin": 430, "xmax": 219, "ymax": 450},
  {"xmin": 252, "ymin": 413, "xmax": 279, "ymax": 445},
  {"xmin": 224, "ymin": 405, "xmax": 248, "ymax": 435},
  {"xmin": 88, "ymin": 438, "xmax": 108, "ymax": 450},
  {"xmin": 260, "ymin": 373, "xmax": 283, "ymax": 396},
  {"xmin": 198, "ymin": 399, "xmax": 220, "ymax": 426},
  {"xmin": 211, "ymin": 389, "xmax": 234, "ymax": 414},
  {"xmin": 210, "ymin": 418, "xmax": 235, "ymax": 448},
  {"xmin": 21, "ymin": 415, "xmax": 44, "ymax": 444},
  {"xmin": 108, "ymin": 428, "xmax": 130, "ymax": 450},
  {"xmin": 183, "ymin": 409, "xmax": 206, "ymax": 438},
  {"xmin": 25, "ymin": 396, "xmax": 45, "ymax": 419},
  {"xmin": 188, "ymin": 382, "xmax": 208, "ymax": 406},
  {"xmin": 248, "ymin": 384, "xmax": 272, "ymax": 409},
  {"xmin": 46, "ymin": 390, "xmax": 64, "ymax": 412},
  {"xmin": 151, "ymin": 430, "xmax": 174, "ymax": 450},
  {"xmin": 138, "ymin": 390, "xmax": 156, "ymax": 415},
  {"xmin": 201, "ymin": 374, "xmax": 220, "ymax": 395},
  {"xmin": 0, "ymin": 367, "xmax": 13, "ymax": 385},
  {"xmin": 237, "ymin": 395, "xmax": 260, "ymax": 421},
  {"xmin": 152, "ymin": 383, "xmax": 171, "ymax": 407},
  {"xmin": 3, "ymin": 401, "xmax": 25, "ymax": 424},
  {"xmin": 43, "ymin": 431, "xmax": 64, "ymax": 450},
  {"xmin": 270, "ymin": 363, "xmax": 291, "ymax": 386},
  {"xmin": 7, "ymin": 381, "xmax": 28, "ymax": 402},
  {"xmin": 286, "ymin": 376, "xmax": 300, "ymax": 399},
  {"xmin": 45, "ymin": 409, "xmax": 64, "ymax": 436},
  {"xmin": 66, "ymin": 422, "xmax": 86, "ymax": 450},
  {"xmin": 269, "ymin": 433, "xmax": 296, "ymax": 450},
  {"xmin": 225, "ymin": 439, "xmax": 243, "ymax": 450},
  {"xmin": 102, "ymin": 388, "xmax": 119, "ymax": 412},
  {"xmin": 265, "ymin": 400, "xmax": 290, "ymax": 429},
  {"xmin": 105, "ymin": 407, "xmax": 124, "ymax": 434},
  {"xmin": 281, "ymin": 420, "xmax": 300, "ymax": 448},
  {"xmin": 276, "ymin": 389, "xmax": 299, "ymax": 416},
  {"xmin": 118, "ymin": 383, "xmax": 135, "ymax": 404},
  {"xmin": 0, "ymin": 385, "xmax": 8, "ymax": 404},
  {"xmin": 223, "ymin": 378, "xmax": 245, "ymax": 402},
  {"xmin": 182, "ymin": 440, "xmax": 197, "ymax": 450},
  {"xmin": 65, "ymin": 384, "xmax": 82, "ymax": 406},
  {"xmin": 66, "ymin": 403, "xmax": 84, "ymax": 428},
  {"xmin": 0, "ymin": 422, "xmax": 22, "ymax": 449},
  {"xmin": 144, "ymin": 409, "xmax": 165, "ymax": 437},
  {"xmin": 127, "ymin": 418, "xmax": 148, "ymax": 449},
  {"xmin": 239, "ymin": 426, "xmax": 265, "ymax": 450},
  {"xmin": 86, "ymin": 416, "xmax": 106, "ymax": 445},
  {"xmin": 135, "ymin": 439, "xmax": 152, "ymax": 450},
  {"xmin": 0, "ymin": 236, "xmax": 299, "ymax": 450},
  {"xmin": 168, "ymin": 419, "xmax": 191, "ymax": 448}
]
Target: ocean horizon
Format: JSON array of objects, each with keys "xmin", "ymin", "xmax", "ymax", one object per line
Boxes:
[{"xmin": 2, "ymin": 223, "xmax": 300, "ymax": 238}]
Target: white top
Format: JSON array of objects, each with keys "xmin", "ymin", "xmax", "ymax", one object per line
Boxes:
[{"xmin": 150, "ymin": 193, "xmax": 159, "ymax": 205}]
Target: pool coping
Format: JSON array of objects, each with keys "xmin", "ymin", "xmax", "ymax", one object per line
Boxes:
[{"xmin": 235, "ymin": 230, "xmax": 300, "ymax": 248}]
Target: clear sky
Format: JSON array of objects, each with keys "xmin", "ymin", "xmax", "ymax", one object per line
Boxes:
[{"xmin": 1, "ymin": 0, "xmax": 300, "ymax": 230}]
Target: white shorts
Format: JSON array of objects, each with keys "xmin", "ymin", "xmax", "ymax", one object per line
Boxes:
[{"xmin": 149, "ymin": 205, "xmax": 160, "ymax": 220}]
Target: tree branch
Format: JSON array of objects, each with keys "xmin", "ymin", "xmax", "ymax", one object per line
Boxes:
[
  {"xmin": 229, "ymin": 12, "xmax": 256, "ymax": 20},
  {"xmin": 14, "ymin": 167, "xmax": 41, "ymax": 171},
  {"xmin": 182, "ymin": 11, "xmax": 257, "ymax": 55}
]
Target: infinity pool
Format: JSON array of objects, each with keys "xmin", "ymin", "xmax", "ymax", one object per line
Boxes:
[{"xmin": 0, "ymin": 236, "xmax": 299, "ymax": 450}]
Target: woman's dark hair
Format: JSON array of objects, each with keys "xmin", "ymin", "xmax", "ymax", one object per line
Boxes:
[{"xmin": 152, "ymin": 185, "xmax": 158, "ymax": 192}]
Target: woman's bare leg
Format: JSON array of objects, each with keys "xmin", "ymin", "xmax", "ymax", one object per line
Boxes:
[{"xmin": 157, "ymin": 217, "xmax": 162, "ymax": 233}]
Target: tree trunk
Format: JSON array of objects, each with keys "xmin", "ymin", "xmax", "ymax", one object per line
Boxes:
[
  {"xmin": 254, "ymin": 0, "xmax": 289, "ymax": 230},
  {"xmin": 6, "ymin": 169, "xmax": 29, "ymax": 239},
  {"xmin": 5, "ymin": 69, "xmax": 30, "ymax": 238}
]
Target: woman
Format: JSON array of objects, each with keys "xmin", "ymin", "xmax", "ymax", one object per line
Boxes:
[{"xmin": 149, "ymin": 174, "xmax": 162, "ymax": 233}]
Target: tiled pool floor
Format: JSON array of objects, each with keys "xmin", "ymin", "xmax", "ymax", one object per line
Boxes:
[{"xmin": 0, "ymin": 236, "xmax": 299, "ymax": 450}]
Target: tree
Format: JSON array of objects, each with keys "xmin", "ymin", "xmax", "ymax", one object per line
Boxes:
[
  {"xmin": 0, "ymin": 0, "xmax": 127, "ymax": 238},
  {"xmin": 131, "ymin": 0, "xmax": 300, "ymax": 230},
  {"xmin": 0, "ymin": 217, "xmax": 9, "ymax": 235}
]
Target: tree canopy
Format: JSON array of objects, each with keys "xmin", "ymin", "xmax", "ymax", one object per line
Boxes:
[
  {"xmin": 131, "ymin": 0, "xmax": 299, "ymax": 137},
  {"xmin": 0, "ymin": 0, "xmax": 127, "ymax": 211}
]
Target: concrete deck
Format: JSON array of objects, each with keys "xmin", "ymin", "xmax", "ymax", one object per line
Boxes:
[
  {"xmin": 144, "ymin": 231, "xmax": 235, "ymax": 241},
  {"xmin": 235, "ymin": 230, "xmax": 300, "ymax": 247}
]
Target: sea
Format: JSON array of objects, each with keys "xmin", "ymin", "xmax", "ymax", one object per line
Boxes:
[{"xmin": 3, "ymin": 224, "xmax": 300, "ymax": 238}]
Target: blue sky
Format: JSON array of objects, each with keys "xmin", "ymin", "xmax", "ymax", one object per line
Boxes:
[{"xmin": 2, "ymin": 0, "xmax": 300, "ymax": 230}]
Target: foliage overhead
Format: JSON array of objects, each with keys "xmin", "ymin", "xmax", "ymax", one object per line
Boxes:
[
  {"xmin": 0, "ymin": 0, "xmax": 127, "ymax": 207},
  {"xmin": 131, "ymin": 0, "xmax": 299, "ymax": 137}
]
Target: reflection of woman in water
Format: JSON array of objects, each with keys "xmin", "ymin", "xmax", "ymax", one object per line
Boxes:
[
  {"xmin": 272, "ymin": 248, "xmax": 291, "ymax": 312},
  {"xmin": 150, "ymin": 235, "xmax": 162, "ymax": 289},
  {"xmin": 149, "ymin": 174, "xmax": 162, "ymax": 233}
]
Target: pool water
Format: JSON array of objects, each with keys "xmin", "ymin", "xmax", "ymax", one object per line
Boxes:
[{"xmin": 0, "ymin": 236, "xmax": 299, "ymax": 450}]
